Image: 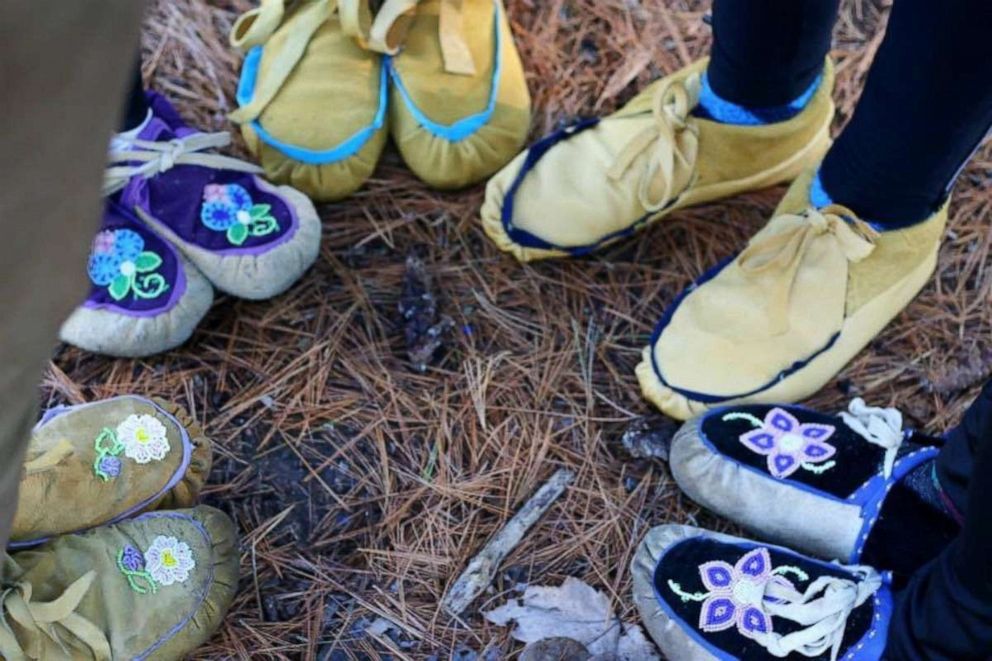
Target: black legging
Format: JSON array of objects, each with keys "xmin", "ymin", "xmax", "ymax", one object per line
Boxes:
[
  {"xmin": 120, "ymin": 61, "xmax": 149, "ymax": 132},
  {"xmin": 709, "ymin": 0, "xmax": 992, "ymax": 225},
  {"xmin": 885, "ymin": 380, "xmax": 992, "ymax": 659}
]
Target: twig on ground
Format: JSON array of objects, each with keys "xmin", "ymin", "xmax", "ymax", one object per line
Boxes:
[{"xmin": 442, "ymin": 468, "xmax": 576, "ymax": 616}]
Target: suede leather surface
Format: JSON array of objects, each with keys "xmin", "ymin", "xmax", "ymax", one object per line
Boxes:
[
  {"xmin": 10, "ymin": 397, "xmax": 210, "ymax": 548},
  {"xmin": 389, "ymin": 0, "xmax": 531, "ymax": 189},
  {"xmin": 2, "ymin": 507, "xmax": 237, "ymax": 660},
  {"xmin": 232, "ymin": 6, "xmax": 389, "ymax": 202},
  {"xmin": 481, "ymin": 58, "xmax": 835, "ymax": 261},
  {"xmin": 638, "ymin": 170, "xmax": 947, "ymax": 420}
]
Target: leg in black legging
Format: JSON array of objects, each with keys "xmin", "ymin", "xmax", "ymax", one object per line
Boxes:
[
  {"xmin": 885, "ymin": 384, "xmax": 992, "ymax": 659},
  {"xmin": 119, "ymin": 59, "xmax": 149, "ymax": 133},
  {"xmin": 707, "ymin": 0, "xmax": 839, "ymax": 108},
  {"xmin": 819, "ymin": 0, "xmax": 992, "ymax": 225}
]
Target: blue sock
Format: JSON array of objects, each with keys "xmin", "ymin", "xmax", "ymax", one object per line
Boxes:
[
  {"xmin": 810, "ymin": 169, "xmax": 895, "ymax": 231},
  {"xmin": 693, "ymin": 72, "xmax": 822, "ymax": 125}
]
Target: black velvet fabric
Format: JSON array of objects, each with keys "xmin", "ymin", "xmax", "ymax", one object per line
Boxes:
[
  {"xmin": 654, "ymin": 537, "xmax": 876, "ymax": 660},
  {"xmin": 862, "ymin": 481, "xmax": 961, "ymax": 583},
  {"xmin": 700, "ymin": 405, "xmax": 898, "ymax": 497}
]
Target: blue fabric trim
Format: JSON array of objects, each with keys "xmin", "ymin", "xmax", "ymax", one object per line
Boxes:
[
  {"xmin": 695, "ymin": 72, "xmax": 822, "ymax": 126},
  {"xmin": 387, "ymin": 0, "xmax": 502, "ymax": 143},
  {"xmin": 650, "ymin": 536, "xmax": 894, "ymax": 660},
  {"xmin": 235, "ymin": 45, "xmax": 389, "ymax": 165},
  {"xmin": 647, "ymin": 257, "xmax": 841, "ymax": 405},
  {"xmin": 809, "ymin": 170, "xmax": 833, "ymax": 208},
  {"xmin": 846, "ymin": 446, "xmax": 939, "ymax": 563}
]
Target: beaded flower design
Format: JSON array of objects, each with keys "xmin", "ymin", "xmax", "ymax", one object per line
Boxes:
[
  {"xmin": 724, "ymin": 408, "xmax": 837, "ymax": 479},
  {"xmin": 118, "ymin": 535, "xmax": 196, "ymax": 594},
  {"xmin": 88, "ymin": 229, "xmax": 169, "ymax": 301},
  {"xmin": 93, "ymin": 413, "xmax": 171, "ymax": 481},
  {"xmin": 201, "ymin": 183, "xmax": 279, "ymax": 246},
  {"xmin": 668, "ymin": 547, "xmax": 807, "ymax": 641}
]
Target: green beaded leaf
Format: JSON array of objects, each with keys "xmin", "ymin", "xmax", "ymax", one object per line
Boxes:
[
  {"xmin": 250, "ymin": 203, "xmax": 272, "ymax": 220},
  {"xmin": 133, "ymin": 251, "xmax": 163, "ymax": 273},
  {"xmin": 108, "ymin": 274, "xmax": 132, "ymax": 301},
  {"xmin": 227, "ymin": 222, "xmax": 249, "ymax": 246}
]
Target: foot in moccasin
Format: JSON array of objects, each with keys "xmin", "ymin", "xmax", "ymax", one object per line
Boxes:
[
  {"xmin": 631, "ymin": 524, "xmax": 893, "ymax": 660},
  {"xmin": 9, "ymin": 396, "xmax": 211, "ymax": 549},
  {"xmin": 0, "ymin": 506, "xmax": 238, "ymax": 660},
  {"xmin": 482, "ymin": 58, "xmax": 835, "ymax": 262},
  {"xmin": 636, "ymin": 171, "xmax": 947, "ymax": 420},
  {"xmin": 667, "ymin": 399, "xmax": 960, "ymax": 577}
]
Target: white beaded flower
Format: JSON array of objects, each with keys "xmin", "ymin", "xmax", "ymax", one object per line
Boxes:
[
  {"xmin": 116, "ymin": 414, "xmax": 170, "ymax": 464},
  {"xmin": 144, "ymin": 535, "xmax": 195, "ymax": 586}
]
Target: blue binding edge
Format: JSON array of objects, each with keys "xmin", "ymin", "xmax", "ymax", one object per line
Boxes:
[
  {"xmin": 646, "ymin": 254, "xmax": 841, "ymax": 405},
  {"xmin": 236, "ymin": 45, "xmax": 388, "ymax": 165},
  {"xmin": 650, "ymin": 537, "xmax": 895, "ymax": 660},
  {"xmin": 387, "ymin": 0, "xmax": 502, "ymax": 142}
]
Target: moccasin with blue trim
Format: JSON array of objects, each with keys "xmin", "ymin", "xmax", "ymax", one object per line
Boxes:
[
  {"xmin": 631, "ymin": 524, "xmax": 893, "ymax": 661},
  {"xmin": 59, "ymin": 201, "xmax": 214, "ymax": 358},
  {"xmin": 669, "ymin": 400, "xmax": 959, "ymax": 575},
  {"xmin": 387, "ymin": 0, "xmax": 531, "ymax": 189},
  {"xmin": 636, "ymin": 171, "xmax": 948, "ymax": 420},
  {"xmin": 0, "ymin": 506, "xmax": 238, "ymax": 660},
  {"xmin": 229, "ymin": 0, "xmax": 392, "ymax": 202},
  {"xmin": 9, "ymin": 396, "xmax": 212, "ymax": 550},
  {"xmin": 109, "ymin": 92, "xmax": 321, "ymax": 301},
  {"xmin": 482, "ymin": 58, "xmax": 834, "ymax": 262}
]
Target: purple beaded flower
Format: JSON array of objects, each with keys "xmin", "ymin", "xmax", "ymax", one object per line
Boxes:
[
  {"xmin": 86, "ymin": 228, "xmax": 168, "ymax": 301},
  {"xmin": 697, "ymin": 548, "xmax": 793, "ymax": 640},
  {"xmin": 200, "ymin": 183, "xmax": 278, "ymax": 246},
  {"xmin": 120, "ymin": 545, "xmax": 146, "ymax": 572},
  {"xmin": 98, "ymin": 455, "xmax": 122, "ymax": 479},
  {"xmin": 738, "ymin": 408, "xmax": 836, "ymax": 479}
]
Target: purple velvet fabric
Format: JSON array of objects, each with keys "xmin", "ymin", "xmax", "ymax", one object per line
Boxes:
[
  {"xmin": 117, "ymin": 91, "xmax": 299, "ymax": 255},
  {"xmin": 84, "ymin": 201, "xmax": 185, "ymax": 315}
]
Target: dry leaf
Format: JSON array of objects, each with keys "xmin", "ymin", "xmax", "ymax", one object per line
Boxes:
[{"xmin": 484, "ymin": 578, "xmax": 659, "ymax": 660}]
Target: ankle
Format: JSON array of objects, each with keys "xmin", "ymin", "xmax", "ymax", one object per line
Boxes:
[{"xmin": 693, "ymin": 70, "xmax": 822, "ymax": 126}]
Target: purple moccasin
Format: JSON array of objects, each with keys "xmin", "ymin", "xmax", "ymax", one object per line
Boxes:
[
  {"xmin": 108, "ymin": 91, "xmax": 321, "ymax": 300},
  {"xmin": 59, "ymin": 201, "xmax": 213, "ymax": 357}
]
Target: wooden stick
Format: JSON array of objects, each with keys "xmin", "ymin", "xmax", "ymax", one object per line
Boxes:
[{"xmin": 442, "ymin": 468, "xmax": 576, "ymax": 616}]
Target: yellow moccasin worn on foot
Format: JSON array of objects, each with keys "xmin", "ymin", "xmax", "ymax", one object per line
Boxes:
[
  {"xmin": 229, "ymin": 0, "xmax": 391, "ymax": 202},
  {"xmin": 9, "ymin": 396, "xmax": 211, "ymax": 549},
  {"xmin": 482, "ymin": 58, "xmax": 836, "ymax": 262},
  {"xmin": 387, "ymin": 0, "xmax": 531, "ymax": 189},
  {"xmin": 636, "ymin": 171, "xmax": 948, "ymax": 421},
  {"xmin": 0, "ymin": 507, "xmax": 238, "ymax": 660}
]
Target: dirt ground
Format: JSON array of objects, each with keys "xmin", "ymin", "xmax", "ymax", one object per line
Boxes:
[{"xmin": 45, "ymin": 0, "xmax": 992, "ymax": 658}]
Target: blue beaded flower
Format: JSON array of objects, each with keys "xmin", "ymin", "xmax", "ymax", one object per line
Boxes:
[
  {"xmin": 200, "ymin": 183, "xmax": 279, "ymax": 246},
  {"xmin": 87, "ymin": 229, "xmax": 168, "ymax": 301}
]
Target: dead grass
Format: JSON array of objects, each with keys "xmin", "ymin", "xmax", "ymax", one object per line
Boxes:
[{"xmin": 44, "ymin": 0, "xmax": 992, "ymax": 658}]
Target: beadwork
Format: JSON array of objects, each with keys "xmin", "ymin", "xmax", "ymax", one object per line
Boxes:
[
  {"xmin": 200, "ymin": 183, "xmax": 279, "ymax": 246},
  {"xmin": 118, "ymin": 535, "xmax": 196, "ymax": 594},
  {"xmin": 87, "ymin": 229, "xmax": 169, "ymax": 301},
  {"xmin": 726, "ymin": 409, "xmax": 838, "ymax": 479}
]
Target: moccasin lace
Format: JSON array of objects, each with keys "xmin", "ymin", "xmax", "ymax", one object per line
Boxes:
[
  {"xmin": 0, "ymin": 571, "xmax": 111, "ymax": 660},
  {"xmin": 104, "ymin": 132, "xmax": 262, "ymax": 195},
  {"xmin": 229, "ymin": 0, "xmax": 473, "ymax": 124},
  {"xmin": 755, "ymin": 566, "xmax": 882, "ymax": 661},
  {"xmin": 607, "ymin": 74, "xmax": 701, "ymax": 212},
  {"xmin": 840, "ymin": 397, "xmax": 905, "ymax": 479},
  {"xmin": 736, "ymin": 205, "xmax": 879, "ymax": 334}
]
